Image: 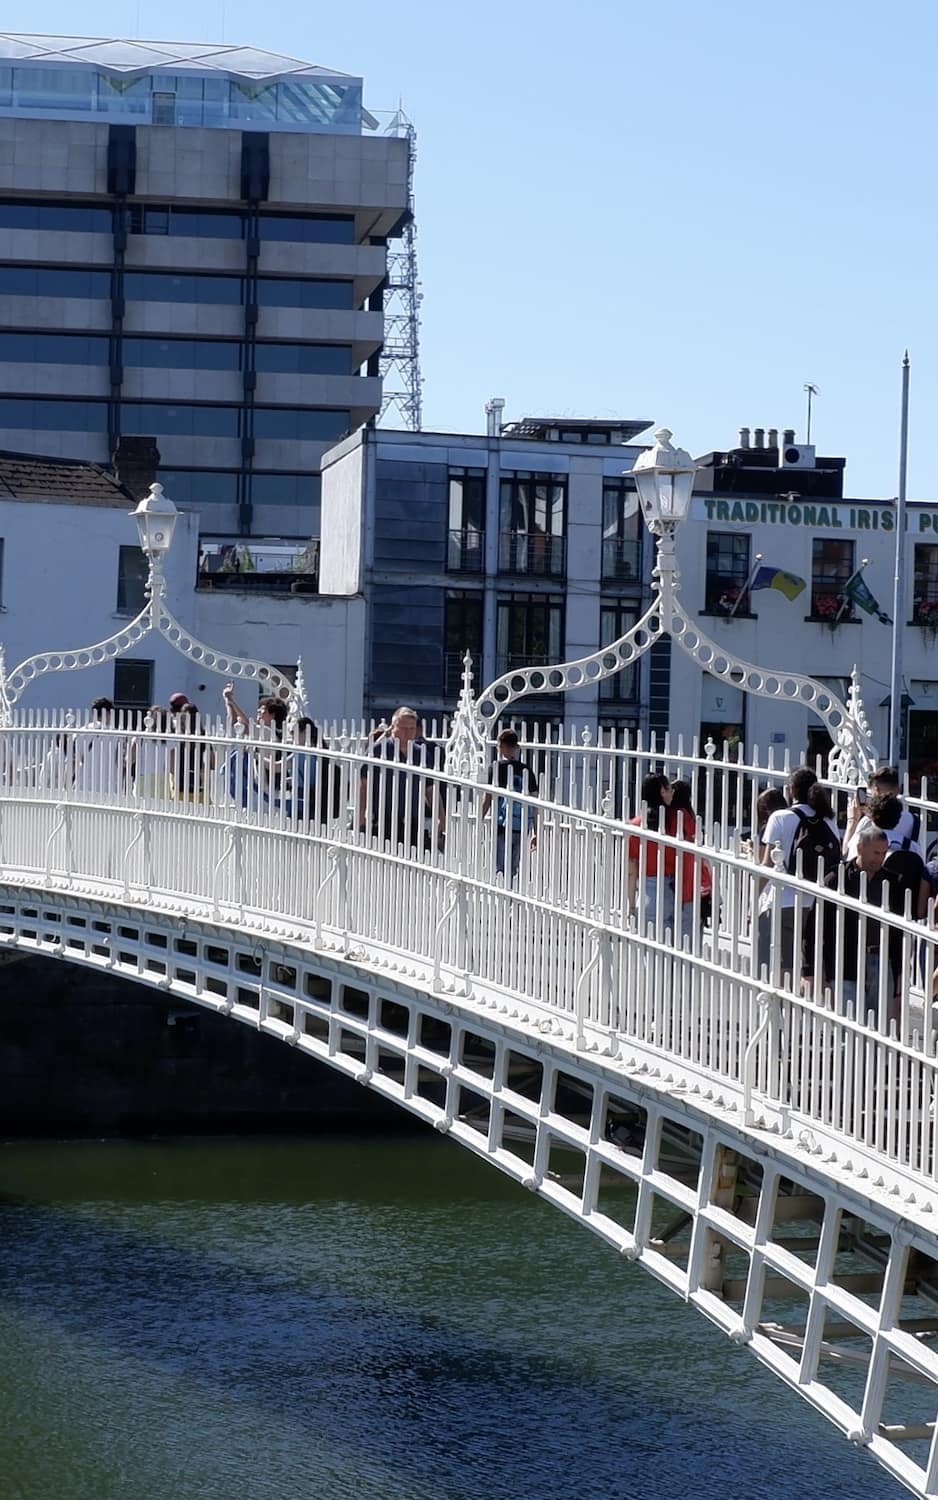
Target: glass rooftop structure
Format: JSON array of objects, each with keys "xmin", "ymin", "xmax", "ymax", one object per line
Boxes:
[{"xmin": 0, "ymin": 35, "xmax": 376, "ymax": 134}]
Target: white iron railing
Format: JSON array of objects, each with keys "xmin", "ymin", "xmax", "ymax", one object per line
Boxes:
[{"xmin": 0, "ymin": 712, "xmax": 937, "ymax": 1188}]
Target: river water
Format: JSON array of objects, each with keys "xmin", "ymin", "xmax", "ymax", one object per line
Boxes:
[{"xmin": 0, "ymin": 1135, "xmax": 905, "ymax": 1500}]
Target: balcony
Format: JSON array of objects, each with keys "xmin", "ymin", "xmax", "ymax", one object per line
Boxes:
[
  {"xmin": 498, "ymin": 531, "xmax": 565, "ymax": 578},
  {"xmin": 197, "ymin": 538, "xmax": 319, "ymax": 595},
  {"xmin": 601, "ymin": 537, "xmax": 642, "ymax": 585},
  {"xmin": 447, "ymin": 530, "xmax": 485, "ymax": 574},
  {"xmin": 444, "ymin": 651, "xmax": 482, "ymax": 698}
]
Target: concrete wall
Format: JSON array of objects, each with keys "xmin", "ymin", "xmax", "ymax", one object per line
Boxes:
[{"xmin": 319, "ymin": 436, "xmax": 365, "ymax": 595}]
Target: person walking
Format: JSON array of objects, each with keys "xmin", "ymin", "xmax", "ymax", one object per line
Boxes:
[
  {"xmin": 481, "ymin": 729, "xmax": 539, "ymax": 882},
  {"xmin": 758, "ymin": 765, "xmax": 841, "ymax": 982}
]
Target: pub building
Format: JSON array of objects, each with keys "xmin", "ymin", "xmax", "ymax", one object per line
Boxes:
[{"xmin": 671, "ymin": 427, "xmax": 938, "ymax": 786}]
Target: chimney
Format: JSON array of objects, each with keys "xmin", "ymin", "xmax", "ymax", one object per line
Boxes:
[
  {"xmin": 753, "ymin": 427, "xmax": 765, "ymax": 449},
  {"xmin": 738, "ymin": 426, "xmax": 750, "ymax": 449},
  {"xmin": 783, "ymin": 428, "xmax": 795, "ymax": 445},
  {"xmin": 767, "ymin": 427, "xmax": 778, "ymax": 449},
  {"xmin": 485, "ymin": 397, "xmax": 505, "ymax": 437},
  {"xmin": 113, "ymin": 435, "xmax": 161, "ymax": 501}
]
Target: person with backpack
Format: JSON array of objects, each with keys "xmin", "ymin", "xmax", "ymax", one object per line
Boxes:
[
  {"xmin": 482, "ymin": 729, "xmax": 539, "ymax": 882},
  {"xmin": 802, "ymin": 825, "xmax": 892, "ymax": 1012},
  {"xmin": 757, "ymin": 765, "xmax": 842, "ymax": 982}
]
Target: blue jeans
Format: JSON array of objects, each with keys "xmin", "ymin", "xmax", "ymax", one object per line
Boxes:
[
  {"xmin": 643, "ymin": 877, "xmax": 694, "ymax": 944},
  {"xmin": 496, "ymin": 827, "xmax": 523, "ymax": 881}
]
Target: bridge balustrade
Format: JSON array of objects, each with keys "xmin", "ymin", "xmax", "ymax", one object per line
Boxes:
[{"xmin": 0, "ymin": 713, "xmax": 936, "ymax": 1187}]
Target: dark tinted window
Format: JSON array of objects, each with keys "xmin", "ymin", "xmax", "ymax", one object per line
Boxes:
[
  {"xmin": 253, "ymin": 408, "xmax": 349, "ymax": 441},
  {"xmin": 0, "ymin": 265, "xmax": 109, "ymax": 297},
  {"xmin": 0, "ymin": 331, "xmax": 108, "ymax": 363},
  {"xmin": 0, "ymin": 397, "xmax": 107, "ymax": 430},
  {"xmin": 124, "ymin": 272, "xmax": 242, "ymax": 305},
  {"xmin": 0, "ymin": 200, "xmax": 112, "ymax": 232},
  {"xmin": 123, "ymin": 337, "xmax": 241, "ymax": 371},
  {"xmin": 128, "ymin": 205, "xmax": 243, "ymax": 238},
  {"xmin": 254, "ymin": 343, "xmax": 352, "ymax": 374},
  {"xmin": 256, "ymin": 278, "xmax": 354, "ymax": 310},
  {"xmin": 157, "ymin": 470, "xmax": 239, "ymax": 506},
  {"xmin": 121, "ymin": 402, "xmax": 240, "ymax": 437},
  {"xmin": 259, "ymin": 214, "xmax": 355, "ymax": 244},
  {"xmin": 252, "ymin": 473, "xmax": 322, "ymax": 507}
]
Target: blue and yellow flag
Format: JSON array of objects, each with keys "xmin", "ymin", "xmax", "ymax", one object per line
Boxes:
[{"xmin": 750, "ymin": 565, "xmax": 806, "ymax": 602}]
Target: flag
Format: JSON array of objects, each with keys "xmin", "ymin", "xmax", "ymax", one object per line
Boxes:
[
  {"xmin": 844, "ymin": 574, "xmax": 891, "ymax": 624},
  {"xmin": 749, "ymin": 565, "xmax": 806, "ymax": 601}
]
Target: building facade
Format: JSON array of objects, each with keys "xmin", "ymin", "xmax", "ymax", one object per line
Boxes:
[
  {"xmin": 0, "ymin": 34, "xmax": 409, "ymax": 547},
  {"xmin": 319, "ymin": 414, "xmax": 659, "ymax": 728},
  {"xmin": 321, "ymin": 416, "xmax": 938, "ymax": 780},
  {"xmin": 0, "ymin": 449, "xmax": 364, "ymax": 720},
  {"xmin": 676, "ymin": 429, "xmax": 938, "ymax": 783}
]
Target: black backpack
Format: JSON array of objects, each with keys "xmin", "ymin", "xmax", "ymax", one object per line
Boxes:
[{"xmin": 788, "ymin": 808, "xmax": 842, "ymax": 883}]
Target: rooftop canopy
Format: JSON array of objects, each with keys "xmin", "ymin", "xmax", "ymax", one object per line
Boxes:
[{"xmin": 0, "ymin": 34, "xmax": 377, "ymax": 134}]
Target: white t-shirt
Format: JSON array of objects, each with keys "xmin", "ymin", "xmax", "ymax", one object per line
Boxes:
[
  {"xmin": 846, "ymin": 805, "xmax": 921, "ymax": 860},
  {"xmin": 760, "ymin": 802, "xmax": 841, "ymax": 910}
]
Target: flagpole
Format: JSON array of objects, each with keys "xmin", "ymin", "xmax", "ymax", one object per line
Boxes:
[
  {"xmin": 889, "ymin": 350, "xmax": 911, "ymax": 769},
  {"xmin": 729, "ymin": 552, "xmax": 763, "ymax": 617}
]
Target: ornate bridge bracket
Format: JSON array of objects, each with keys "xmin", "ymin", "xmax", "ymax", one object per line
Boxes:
[{"xmin": 0, "ymin": 551, "xmax": 298, "ymax": 723}]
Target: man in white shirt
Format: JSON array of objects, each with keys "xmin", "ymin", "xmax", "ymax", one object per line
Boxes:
[{"xmin": 758, "ymin": 765, "xmax": 841, "ymax": 981}]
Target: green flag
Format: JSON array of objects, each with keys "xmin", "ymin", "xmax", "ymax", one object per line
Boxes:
[{"xmin": 844, "ymin": 573, "xmax": 891, "ymax": 625}]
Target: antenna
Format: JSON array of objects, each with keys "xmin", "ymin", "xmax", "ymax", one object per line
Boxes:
[{"xmin": 803, "ymin": 382, "xmax": 819, "ymax": 445}]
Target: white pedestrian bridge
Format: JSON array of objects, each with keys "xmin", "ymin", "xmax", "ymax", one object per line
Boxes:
[{"xmin": 4, "ymin": 712, "xmax": 938, "ymax": 1497}]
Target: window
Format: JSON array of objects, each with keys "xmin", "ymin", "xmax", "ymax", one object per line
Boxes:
[
  {"xmin": 811, "ymin": 537, "xmax": 855, "ymax": 621},
  {"xmin": 447, "ymin": 468, "xmax": 486, "ymax": 572},
  {"xmin": 254, "ymin": 343, "xmax": 353, "ymax": 375},
  {"xmin": 598, "ymin": 604, "xmax": 638, "ymax": 701},
  {"xmin": 498, "ymin": 472, "xmax": 566, "ymax": 576},
  {"xmin": 0, "ymin": 398, "xmax": 107, "ymax": 431},
  {"xmin": 259, "ymin": 214, "xmax": 355, "ymax": 244},
  {"xmin": 704, "ymin": 532, "xmax": 751, "ymax": 614},
  {"xmin": 496, "ymin": 594, "xmax": 564, "ymax": 675},
  {"xmin": 444, "ymin": 591, "xmax": 483, "ymax": 697},
  {"xmin": 151, "ymin": 91, "xmax": 175, "ymax": 125},
  {"xmin": 0, "ymin": 200, "xmax": 112, "ymax": 233},
  {"xmin": 256, "ymin": 278, "xmax": 355, "ymax": 310},
  {"xmin": 0, "ymin": 265, "xmax": 109, "ymax": 298},
  {"xmin": 127, "ymin": 205, "xmax": 243, "ymax": 238},
  {"xmin": 157, "ymin": 470, "xmax": 239, "ymax": 507},
  {"xmin": 253, "ymin": 408, "xmax": 349, "ymax": 441},
  {"xmin": 252, "ymin": 473, "xmax": 322, "ymax": 512},
  {"xmin": 113, "ymin": 658, "xmax": 154, "ymax": 711},
  {"xmin": 121, "ymin": 402, "xmax": 240, "ymax": 438},
  {"xmin": 0, "ymin": 332, "xmax": 109, "ymax": 364},
  {"xmin": 913, "ymin": 544, "xmax": 938, "ymax": 626},
  {"xmin": 116, "ymin": 545, "xmax": 148, "ymax": 616},
  {"xmin": 122, "ymin": 338, "xmax": 242, "ymax": 371},
  {"xmin": 124, "ymin": 271, "xmax": 242, "ymax": 305},
  {"xmin": 601, "ymin": 479, "xmax": 641, "ymax": 584}
]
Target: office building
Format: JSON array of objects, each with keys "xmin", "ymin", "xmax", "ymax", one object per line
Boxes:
[
  {"xmin": 0, "ymin": 34, "xmax": 409, "ymax": 544},
  {"xmin": 320, "ymin": 411, "xmax": 660, "ymax": 731}
]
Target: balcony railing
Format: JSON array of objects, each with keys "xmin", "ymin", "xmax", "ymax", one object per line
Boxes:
[
  {"xmin": 197, "ymin": 539, "xmax": 319, "ymax": 595},
  {"xmin": 447, "ymin": 530, "xmax": 485, "ymax": 574},
  {"xmin": 444, "ymin": 651, "xmax": 482, "ymax": 698},
  {"xmin": 601, "ymin": 536, "xmax": 641, "ymax": 584},
  {"xmin": 498, "ymin": 531, "xmax": 565, "ymax": 578}
]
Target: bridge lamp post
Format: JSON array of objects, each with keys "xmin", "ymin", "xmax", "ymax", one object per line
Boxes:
[
  {"xmin": 0, "ymin": 482, "xmax": 304, "ymax": 722},
  {"xmin": 444, "ymin": 428, "xmax": 877, "ymax": 785}
]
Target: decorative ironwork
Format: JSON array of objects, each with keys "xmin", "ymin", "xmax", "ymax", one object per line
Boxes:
[{"xmin": 0, "ymin": 485, "xmax": 298, "ymax": 722}]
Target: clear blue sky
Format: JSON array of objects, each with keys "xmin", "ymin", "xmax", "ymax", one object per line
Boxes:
[{"xmin": 7, "ymin": 0, "xmax": 936, "ymax": 497}]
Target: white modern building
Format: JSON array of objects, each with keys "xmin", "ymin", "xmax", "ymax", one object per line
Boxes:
[
  {"xmin": 0, "ymin": 33, "xmax": 409, "ymax": 544},
  {"xmin": 0, "ymin": 450, "xmax": 364, "ymax": 719}
]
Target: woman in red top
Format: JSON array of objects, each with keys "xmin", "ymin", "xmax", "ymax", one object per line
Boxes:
[
  {"xmin": 627, "ymin": 773, "xmax": 677, "ymax": 935},
  {"xmin": 669, "ymin": 780, "xmax": 712, "ymax": 930}
]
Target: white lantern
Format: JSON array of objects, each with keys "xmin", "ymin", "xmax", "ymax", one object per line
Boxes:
[
  {"xmin": 630, "ymin": 427, "xmax": 698, "ymax": 535},
  {"xmin": 131, "ymin": 482, "xmax": 178, "ymax": 557}
]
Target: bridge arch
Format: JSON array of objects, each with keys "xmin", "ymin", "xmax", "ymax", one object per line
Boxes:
[{"xmin": 4, "ymin": 876, "xmax": 938, "ymax": 1497}]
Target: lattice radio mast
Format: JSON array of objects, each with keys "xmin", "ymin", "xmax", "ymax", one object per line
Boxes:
[{"xmin": 379, "ymin": 111, "xmax": 423, "ymax": 431}]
